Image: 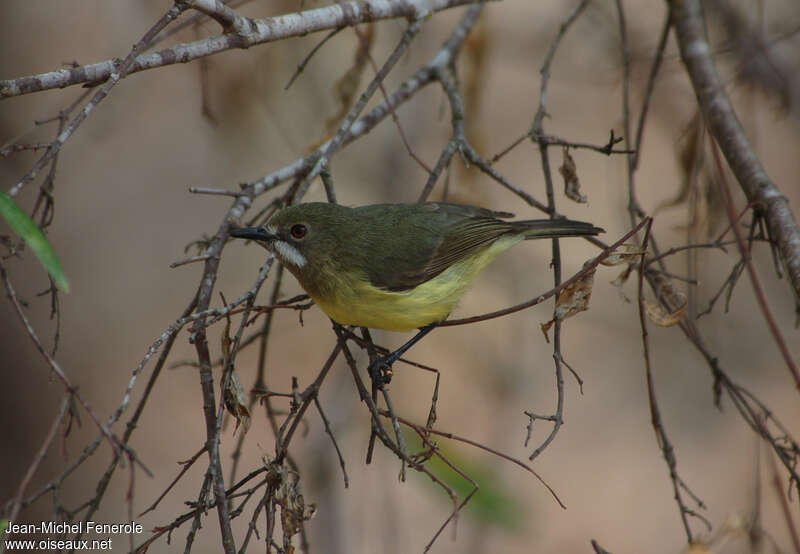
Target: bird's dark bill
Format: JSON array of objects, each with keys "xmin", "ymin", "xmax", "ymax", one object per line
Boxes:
[{"xmin": 230, "ymin": 227, "xmax": 275, "ymax": 242}]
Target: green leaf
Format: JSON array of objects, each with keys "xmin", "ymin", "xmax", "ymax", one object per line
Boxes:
[
  {"xmin": 0, "ymin": 191, "xmax": 70, "ymax": 292},
  {"xmin": 0, "ymin": 519, "xmax": 7, "ymax": 535}
]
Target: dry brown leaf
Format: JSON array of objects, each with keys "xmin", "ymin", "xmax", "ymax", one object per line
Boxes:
[
  {"xmin": 601, "ymin": 243, "xmax": 646, "ymax": 267},
  {"xmin": 559, "ymin": 147, "xmax": 588, "ymax": 204},
  {"xmin": 540, "ymin": 320, "xmax": 554, "ymax": 342},
  {"xmin": 651, "ymin": 271, "xmax": 687, "ymax": 311},
  {"xmin": 611, "ymin": 264, "xmax": 635, "ymax": 288},
  {"xmin": 644, "ymin": 298, "xmax": 687, "ymax": 327},
  {"xmin": 604, "ymin": 244, "xmax": 645, "ymax": 288},
  {"xmin": 541, "ymin": 268, "xmax": 596, "ymax": 342},
  {"xmin": 655, "ymin": 113, "xmax": 700, "ymax": 215},
  {"xmin": 222, "ymin": 370, "xmax": 251, "ymax": 435},
  {"xmin": 219, "ymin": 307, "xmax": 250, "ymax": 435},
  {"xmin": 656, "ymin": 113, "xmax": 724, "ymax": 238},
  {"xmin": 274, "ymin": 462, "xmax": 317, "ymax": 549}
]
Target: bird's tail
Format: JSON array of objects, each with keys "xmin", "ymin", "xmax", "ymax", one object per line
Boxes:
[{"xmin": 516, "ymin": 219, "xmax": 604, "ymax": 239}]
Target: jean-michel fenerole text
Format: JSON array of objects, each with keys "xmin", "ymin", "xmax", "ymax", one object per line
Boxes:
[{"xmin": 4, "ymin": 520, "xmax": 143, "ymax": 535}]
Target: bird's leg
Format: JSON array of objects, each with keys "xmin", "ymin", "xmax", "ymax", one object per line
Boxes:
[{"xmin": 367, "ymin": 323, "xmax": 437, "ymax": 385}]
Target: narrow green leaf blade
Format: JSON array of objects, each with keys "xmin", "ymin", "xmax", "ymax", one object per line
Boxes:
[{"xmin": 0, "ymin": 191, "xmax": 70, "ymax": 292}]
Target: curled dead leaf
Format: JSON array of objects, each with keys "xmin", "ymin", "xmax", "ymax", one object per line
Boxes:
[
  {"xmin": 644, "ymin": 294, "xmax": 687, "ymax": 327},
  {"xmin": 600, "ymin": 243, "xmax": 647, "ymax": 287},
  {"xmin": 650, "ymin": 271, "xmax": 688, "ymax": 324},
  {"xmin": 611, "ymin": 264, "xmax": 635, "ymax": 288},
  {"xmin": 559, "ymin": 147, "xmax": 588, "ymax": 204},
  {"xmin": 222, "ymin": 370, "xmax": 251, "ymax": 435},
  {"xmin": 601, "ymin": 244, "xmax": 646, "ymax": 267},
  {"xmin": 604, "ymin": 244, "xmax": 646, "ymax": 288},
  {"xmin": 541, "ymin": 268, "xmax": 596, "ymax": 342},
  {"xmin": 218, "ymin": 305, "xmax": 250, "ymax": 435},
  {"xmin": 274, "ymin": 461, "xmax": 316, "ymax": 550}
]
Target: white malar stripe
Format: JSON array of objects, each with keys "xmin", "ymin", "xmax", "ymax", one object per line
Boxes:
[{"xmin": 273, "ymin": 240, "xmax": 307, "ymax": 268}]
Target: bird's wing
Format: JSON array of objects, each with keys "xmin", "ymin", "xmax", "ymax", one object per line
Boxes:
[{"xmin": 365, "ymin": 203, "xmax": 514, "ymax": 292}]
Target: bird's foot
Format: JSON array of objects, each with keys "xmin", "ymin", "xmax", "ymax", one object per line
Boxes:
[
  {"xmin": 364, "ymin": 323, "xmax": 437, "ymax": 387},
  {"xmin": 367, "ymin": 354, "xmax": 396, "ymax": 387}
]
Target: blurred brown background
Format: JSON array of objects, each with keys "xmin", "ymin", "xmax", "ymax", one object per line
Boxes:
[{"xmin": 2, "ymin": 1, "xmax": 799, "ymax": 552}]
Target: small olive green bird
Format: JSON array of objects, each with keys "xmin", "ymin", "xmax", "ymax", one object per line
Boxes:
[{"xmin": 231, "ymin": 202, "xmax": 602, "ymax": 371}]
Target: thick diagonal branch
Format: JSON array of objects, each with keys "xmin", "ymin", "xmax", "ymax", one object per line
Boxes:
[{"xmin": 670, "ymin": 0, "xmax": 800, "ymax": 301}]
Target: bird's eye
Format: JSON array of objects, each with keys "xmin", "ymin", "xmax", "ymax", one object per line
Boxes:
[{"xmin": 290, "ymin": 224, "xmax": 307, "ymax": 239}]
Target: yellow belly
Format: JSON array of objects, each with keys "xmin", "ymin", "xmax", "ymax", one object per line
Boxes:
[{"xmin": 312, "ymin": 235, "xmax": 523, "ymax": 331}]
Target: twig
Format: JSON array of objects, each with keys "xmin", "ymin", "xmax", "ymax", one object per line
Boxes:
[
  {"xmin": 295, "ymin": 16, "xmax": 427, "ymax": 198},
  {"xmin": 149, "ymin": 0, "xmax": 254, "ymax": 45},
  {"xmin": 276, "ymin": 343, "xmax": 342, "ymax": 460},
  {"xmin": 6, "ymin": 397, "xmax": 69, "ymax": 527},
  {"xmin": 0, "ymin": 143, "xmax": 51, "ymax": 156},
  {"xmin": 630, "ymin": 7, "xmax": 672, "ymax": 171},
  {"xmin": 507, "ymin": 130, "xmax": 634, "ymax": 162},
  {"xmin": 179, "ymin": 0, "xmax": 249, "ymax": 32},
  {"xmin": 313, "ymin": 397, "xmax": 349, "ymax": 488},
  {"xmin": 285, "ymin": 28, "xmax": 344, "ymax": 90},
  {"xmin": 637, "ymin": 219, "xmax": 701, "ymax": 543},
  {"xmin": 170, "ymin": 254, "xmax": 213, "ymax": 268},
  {"xmin": 229, "ymin": 267, "xmax": 287, "ymax": 484},
  {"xmin": 709, "ymin": 139, "xmax": 800, "ymax": 387},
  {"xmin": 646, "ymin": 241, "xmax": 733, "ymax": 266},
  {"xmin": 417, "ymin": 138, "xmax": 459, "ymax": 202},
  {"xmin": 7, "ymin": 4, "xmax": 188, "ymax": 197},
  {"xmin": 140, "ymin": 448, "xmax": 206, "ymax": 517},
  {"xmin": 360, "ymin": 327, "xmax": 382, "ymax": 465},
  {"xmin": 393, "ymin": 412, "xmax": 565, "ymax": 509},
  {"xmin": 189, "ymin": 186, "xmax": 244, "ymax": 197},
  {"xmin": 419, "ymin": 455, "xmax": 477, "ymax": 552},
  {"xmin": 334, "ymin": 325, "xmax": 405, "ymax": 456},
  {"xmin": 765, "ymin": 431, "xmax": 800, "ymax": 552},
  {"xmin": 381, "ymin": 387, "xmax": 409, "ymax": 480},
  {"xmin": 347, "ymin": 14, "xmax": 433, "ymax": 175},
  {"xmin": 432, "ymin": 63, "xmax": 550, "ymax": 212},
  {"xmin": 0, "ymin": 261, "xmax": 123, "ymax": 457},
  {"xmin": 530, "ymin": 0, "xmax": 593, "ymax": 136},
  {"xmin": 560, "ymin": 354, "xmax": 584, "ymax": 393}
]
